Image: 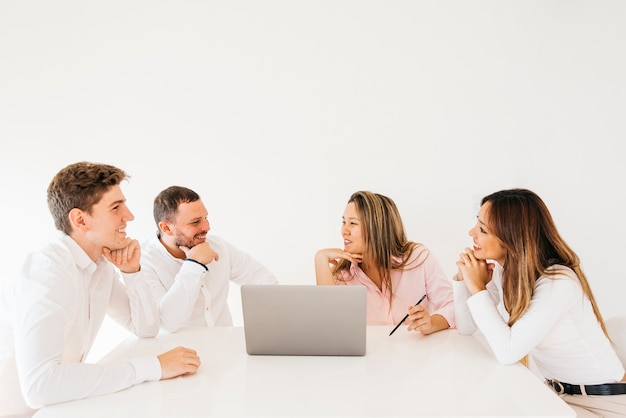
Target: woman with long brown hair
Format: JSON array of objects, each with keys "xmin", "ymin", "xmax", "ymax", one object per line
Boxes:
[
  {"xmin": 454, "ymin": 188, "xmax": 626, "ymax": 417},
  {"xmin": 315, "ymin": 190, "xmax": 454, "ymax": 335}
]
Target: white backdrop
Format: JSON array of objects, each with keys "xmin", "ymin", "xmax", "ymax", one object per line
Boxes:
[{"xmin": 1, "ymin": 1, "xmax": 625, "ymax": 356}]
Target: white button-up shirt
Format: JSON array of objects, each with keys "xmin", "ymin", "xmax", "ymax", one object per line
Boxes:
[
  {"xmin": 0, "ymin": 233, "xmax": 161, "ymax": 415},
  {"xmin": 141, "ymin": 234, "xmax": 278, "ymax": 332}
]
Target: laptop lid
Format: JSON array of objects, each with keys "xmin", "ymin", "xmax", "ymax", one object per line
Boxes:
[{"xmin": 241, "ymin": 284, "xmax": 367, "ymax": 356}]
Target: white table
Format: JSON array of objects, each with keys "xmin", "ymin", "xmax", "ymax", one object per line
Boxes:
[{"xmin": 34, "ymin": 326, "xmax": 574, "ymax": 417}]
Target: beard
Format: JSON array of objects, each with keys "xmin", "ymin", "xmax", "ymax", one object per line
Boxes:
[{"xmin": 174, "ymin": 230, "xmax": 205, "ymax": 249}]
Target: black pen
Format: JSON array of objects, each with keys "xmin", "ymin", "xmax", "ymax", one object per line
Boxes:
[{"xmin": 388, "ymin": 294, "xmax": 427, "ymax": 336}]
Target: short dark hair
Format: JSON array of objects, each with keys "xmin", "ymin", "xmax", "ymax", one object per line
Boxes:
[{"xmin": 153, "ymin": 186, "xmax": 201, "ymax": 226}]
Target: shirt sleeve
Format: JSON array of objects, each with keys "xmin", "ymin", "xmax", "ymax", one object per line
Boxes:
[
  {"xmin": 466, "ymin": 273, "xmax": 580, "ymax": 364},
  {"xmin": 14, "ymin": 258, "xmax": 162, "ymax": 409},
  {"xmin": 421, "ymin": 252, "xmax": 456, "ymax": 328},
  {"xmin": 453, "ymin": 268, "xmax": 503, "ymax": 335},
  {"xmin": 223, "ymin": 240, "xmax": 279, "ymax": 286},
  {"xmin": 149, "ymin": 261, "xmax": 207, "ymax": 333},
  {"xmin": 107, "ymin": 269, "xmax": 160, "ymax": 338},
  {"xmin": 452, "ymin": 277, "xmax": 477, "ymax": 335}
]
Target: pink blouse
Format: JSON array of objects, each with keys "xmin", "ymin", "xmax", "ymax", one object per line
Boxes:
[{"xmin": 336, "ymin": 246, "xmax": 455, "ymax": 328}]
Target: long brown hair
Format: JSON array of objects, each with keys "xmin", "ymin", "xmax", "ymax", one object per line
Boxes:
[
  {"xmin": 332, "ymin": 191, "xmax": 424, "ymax": 304},
  {"xmin": 483, "ymin": 189, "xmax": 608, "ymax": 336}
]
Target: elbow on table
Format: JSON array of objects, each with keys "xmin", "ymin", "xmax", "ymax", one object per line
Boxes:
[
  {"xmin": 160, "ymin": 319, "xmax": 183, "ymax": 334},
  {"xmin": 132, "ymin": 322, "xmax": 160, "ymax": 338},
  {"xmin": 455, "ymin": 322, "xmax": 477, "ymax": 336},
  {"xmin": 135, "ymin": 328, "xmax": 159, "ymax": 338},
  {"xmin": 23, "ymin": 380, "xmax": 62, "ymax": 410},
  {"xmin": 493, "ymin": 352, "xmax": 523, "ymax": 366}
]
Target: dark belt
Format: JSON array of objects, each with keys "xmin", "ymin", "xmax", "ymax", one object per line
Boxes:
[{"xmin": 546, "ymin": 379, "xmax": 626, "ymax": 396}]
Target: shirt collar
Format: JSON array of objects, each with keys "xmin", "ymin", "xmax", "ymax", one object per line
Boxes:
[
  {"xmin": 57, "ymin": 231, "xmax": 100, "ymax": 273},
  {"xmin": 349, "ymin": 261, "xmax": 360, "ymax": 275},
  {"xmin": 151, "ymin": 232, "xmax": 184, "ymax": 263}
]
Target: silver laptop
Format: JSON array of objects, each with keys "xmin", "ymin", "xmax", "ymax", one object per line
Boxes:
[{"xmin": 241, "ymin": 284, "xmax": 367, "ymax": 356}]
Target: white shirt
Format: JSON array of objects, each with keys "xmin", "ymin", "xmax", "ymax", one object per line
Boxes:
[
  {"xmin": 0, "ymin": 233, "xmax": 162, "ymax": 415},
  {"xmin": 141, "ymin": 234, "xmax": 278, "ymax": 332},
  {"xmin": 453, "ymin": 263, "xmax": 625, "ymax": 385}
]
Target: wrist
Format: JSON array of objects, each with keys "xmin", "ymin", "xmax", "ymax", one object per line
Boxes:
[
  {"xmin": 469, "ymin": 286, "xmax": 487, "ymax": 296},
  {"xmin": 120, "ymin": 264, "xmax": 141, "ymax": 274},
  {"xmin": 185, "ymin": 258, "xmax": 208, "ymax": 271}
]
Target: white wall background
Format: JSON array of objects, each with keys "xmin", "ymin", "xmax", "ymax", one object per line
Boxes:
[{"xmin": 1, "ymin": 0, "xmax": 625, "ymax": 357}]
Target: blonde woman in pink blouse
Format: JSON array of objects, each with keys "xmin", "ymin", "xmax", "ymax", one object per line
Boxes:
[{"xmin": 315, "ymin": 191, "xmax": 455, "ymax": 335}]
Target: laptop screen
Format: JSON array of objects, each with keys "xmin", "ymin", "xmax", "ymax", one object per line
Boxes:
[{"xmin": 241, "ymin": 285, "xmax": 367, "ymax": 356}]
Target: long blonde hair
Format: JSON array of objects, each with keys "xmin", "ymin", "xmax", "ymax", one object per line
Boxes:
[
  {"xmin": 332, "ymin": 191, "xmax": 423, "ymax": 305},
  {"xmin": 483, "ymin": 189, "xmax": 608, "ymax": 336}
]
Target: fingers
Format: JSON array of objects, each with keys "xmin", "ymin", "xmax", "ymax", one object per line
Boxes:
[
  {"xmin": 186, "ymin": 242, "xmax": 219, "ymax": 265},
  {"xmin": 408, "ymin": 304, "xmax": 425, "ymax": 315},
  {"xmin": 457, "ymin": 249, "xmax": 489, "ymax": 274},
  {"xmin": 486, "ymin": 262, "xmax": 495, "ymax": 278},
  {"xmin": 457, "ymin": 248, "xmax": 476, "ymax": 264},
  {"xmin": 316, "ymin": 249, "xmax": 362, "ymax": 265},
  {"xmin": 454, "ymin": 266, "xmax": 465, "ymax": 281},
  {"xmin": 405, "ymin": 305, "xmax": 432, "ymax": 333},
  {"xmin": 103, "ymin": 246, "xmax": 125, "ymax": 265},
  {"xmin": 456, "ymin": 249, "xmax": 491, "ymax": 295},
  {"xmin": 103, "ymin": 239, "xmax": 141, "ymax": 273},
  {"xmin": 158, "ymin": 346, "xmax": 201, "ymax": 380},
  {"xmin": 348, "ymin": 253, "xmax": 363, "ymax": 263},
  {"xmin": 335, "ymin": 251, "xmax": 362, "ymax": 264}
]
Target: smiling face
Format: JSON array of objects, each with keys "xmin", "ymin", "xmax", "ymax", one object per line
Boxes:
[
  {"xmin": 169, "ymin": 200, "xmax": 211, "ymax": 249},
  {"xmin": 468, "ymin": 201, "xmax": 507, "ymax": 266},
  {"xmin": 341, "ymin": 202, "xmax": 364, "ymax": 254},
  {"xmin": 77, "ymin": 185, "xmax": 134, "ymax": 260}
]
